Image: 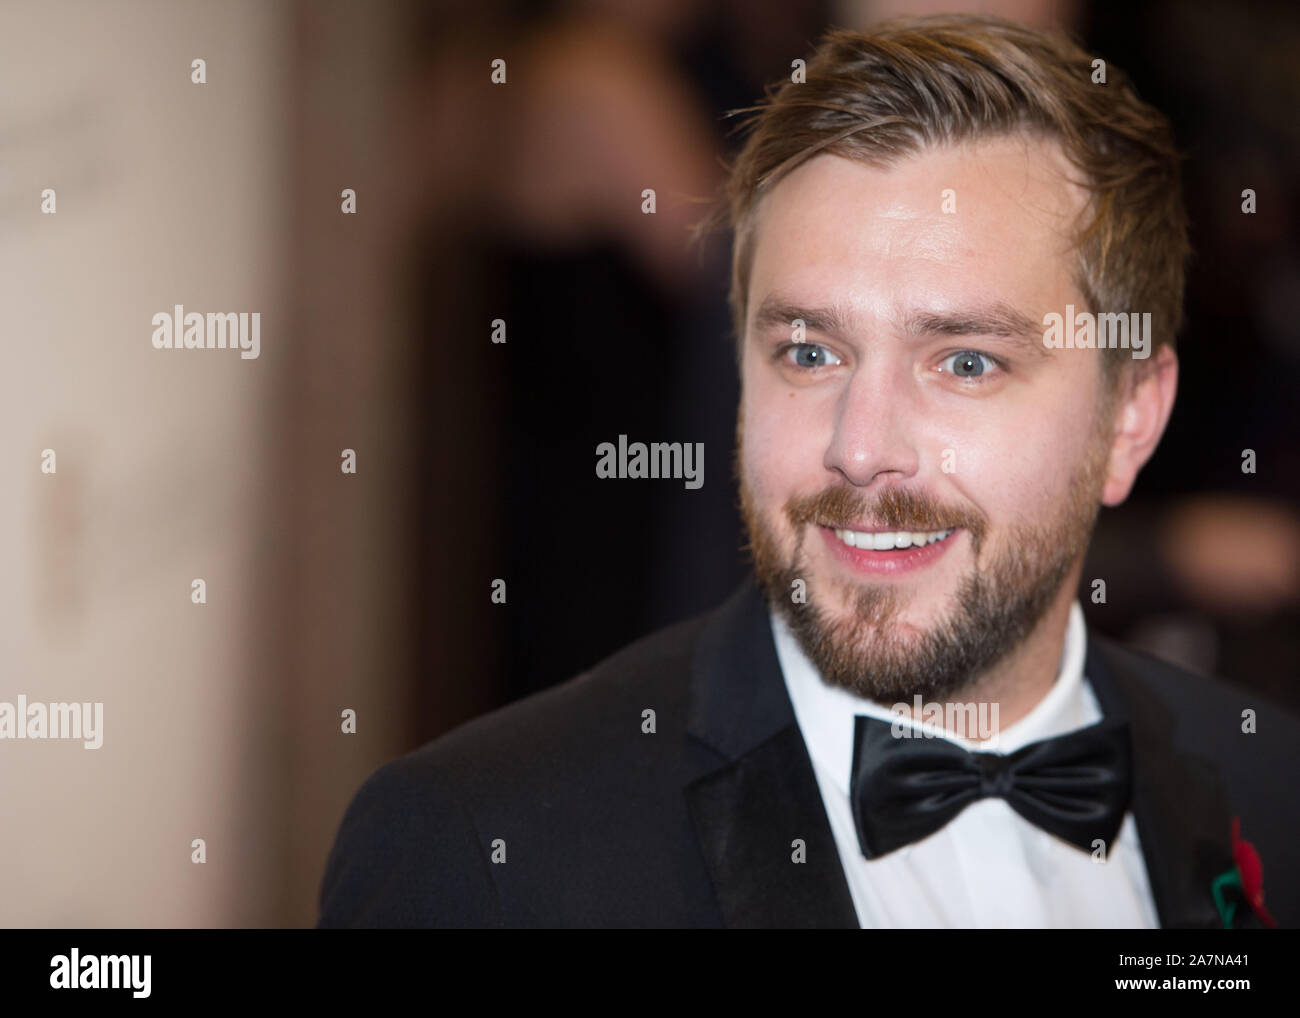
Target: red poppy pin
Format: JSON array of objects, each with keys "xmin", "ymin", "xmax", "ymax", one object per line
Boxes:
[{"xmin": 1211, "ymin": 817, "xmax": 1277, "ymax": 929}]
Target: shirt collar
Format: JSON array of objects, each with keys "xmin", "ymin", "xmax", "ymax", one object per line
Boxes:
[{"xmin": 773, "ymin": 600, "xmax": 1093, "ymax": 798}]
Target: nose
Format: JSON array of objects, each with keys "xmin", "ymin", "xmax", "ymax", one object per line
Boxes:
[{"xmin": 823, "ymin": 361, "xmax": 921, "ymax": 487}]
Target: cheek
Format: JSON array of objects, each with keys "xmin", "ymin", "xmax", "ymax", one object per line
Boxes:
[
  {"xmin": 743, "ymin": 416, "xmax": 796, "ymax": 500},
  {"xmin": 940, "ymin": 405, "xmax": 1093, "ymax": 523},
  {"xmin": 742, "ymin": 384, "xmax": 833, "ymax": 496}
]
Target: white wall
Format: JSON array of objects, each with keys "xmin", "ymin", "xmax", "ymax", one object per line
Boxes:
[{"xmin": 0, "ymin": 0, "xmax": 286, "ymax": 925}]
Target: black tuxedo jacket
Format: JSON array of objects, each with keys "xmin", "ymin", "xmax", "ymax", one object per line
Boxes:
[{"xmin": 318, "ymin": 578, "xmax": 1300, "ymax": 928}]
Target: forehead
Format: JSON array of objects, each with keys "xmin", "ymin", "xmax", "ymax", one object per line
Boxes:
[{"xmin": 745, "ymin": 134, "xmax": 1090, "ymax": 330}]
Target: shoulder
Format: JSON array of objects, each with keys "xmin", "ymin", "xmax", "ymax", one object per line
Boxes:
[
  {"xmin": 408, "ymin": 605, "xmax": 711, "ymax": 779},
  {"xmin": 1090, "ymin": 634, "xmax": 1300, "ymax": 921},
  {"xmin": 317, "ymin": 606, "xmax": 715, "ymax": 927},
  {"xmin": 1090, "ymin": 631, "xmax": 1300, "ymax": 773}
]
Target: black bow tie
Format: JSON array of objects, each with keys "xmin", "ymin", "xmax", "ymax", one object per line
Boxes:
[{"xmin": 849, "ymin": 714, "xmax": 1133, "ymax": 860}]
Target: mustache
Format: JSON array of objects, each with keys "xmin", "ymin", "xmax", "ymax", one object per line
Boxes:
[{"xmin": 785, "ymin": 485, "xmax": 989, "ymax": 543}]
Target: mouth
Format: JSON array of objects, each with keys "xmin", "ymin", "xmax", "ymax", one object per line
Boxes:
[
  {"xmin": 818, "ymin": 524, "xmax": 960, "ymax": 576},
  {"xmin": 830, "ymin": 526, "xmax": 955, "ymax": 550}
]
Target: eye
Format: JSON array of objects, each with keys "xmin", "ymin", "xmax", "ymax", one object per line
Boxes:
[
  {"xmin": 940, "ymin": 350, "xmax": 998, "ymax": 379},
  {"xmin": 782, "ymin": 343, "xmax": 842, "ymax": 370}
]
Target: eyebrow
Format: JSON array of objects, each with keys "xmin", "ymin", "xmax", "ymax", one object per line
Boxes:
[{"xmin": 750, "ymin": 294, "xmax": 1046, "ymax": 353}]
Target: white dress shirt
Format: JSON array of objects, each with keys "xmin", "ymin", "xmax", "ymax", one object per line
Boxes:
[{"xmin": 772, "ymin": 600, "xmax": 1160, "ymax": 928}]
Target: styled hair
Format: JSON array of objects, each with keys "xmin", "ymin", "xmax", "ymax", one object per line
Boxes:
[{"xmin": 701, "ymin": 14, "xmax": 1191, "ymax": 381}]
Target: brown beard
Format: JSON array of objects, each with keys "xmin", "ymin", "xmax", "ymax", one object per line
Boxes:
[{"xmin": 737, "ymin": 414, "xmax": 1110, "ymax": 704}]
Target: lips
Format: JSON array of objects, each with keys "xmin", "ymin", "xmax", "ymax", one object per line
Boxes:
[{"xmin": 819, "ymin": 524, "xmax": 960, "ymax": 576}]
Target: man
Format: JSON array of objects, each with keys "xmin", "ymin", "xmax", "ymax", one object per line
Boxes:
[{"xmin": 318, "ymin": 14, "xmax": 1299, "ymax": 928}]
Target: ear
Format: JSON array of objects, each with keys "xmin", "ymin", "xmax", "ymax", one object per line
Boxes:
[{"xmin": 1100, "ymin": 344, "xmax": 1178, "ymax": 507}]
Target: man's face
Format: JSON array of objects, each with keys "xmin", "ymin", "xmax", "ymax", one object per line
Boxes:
[{"xmin": 738, "ymin": 135, "xmax": 1114, "ymax": 703}]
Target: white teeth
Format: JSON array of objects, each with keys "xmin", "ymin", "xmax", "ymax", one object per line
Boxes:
[{"xmin": 833, "ymin": 527, "xmax": 954, "ymax": 551}]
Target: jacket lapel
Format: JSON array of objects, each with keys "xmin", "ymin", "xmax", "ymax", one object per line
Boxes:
[
  {"xmin": 684, "ymin": 580, "xmax": 858, "ymax": 928},
  {"xmin": 682, "ymin": 582, "xmax": 1249, "ymax": 929},
  {"xmin": 1084, "ymin": 633, "xmax": 1244, "ymax": 928}
]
